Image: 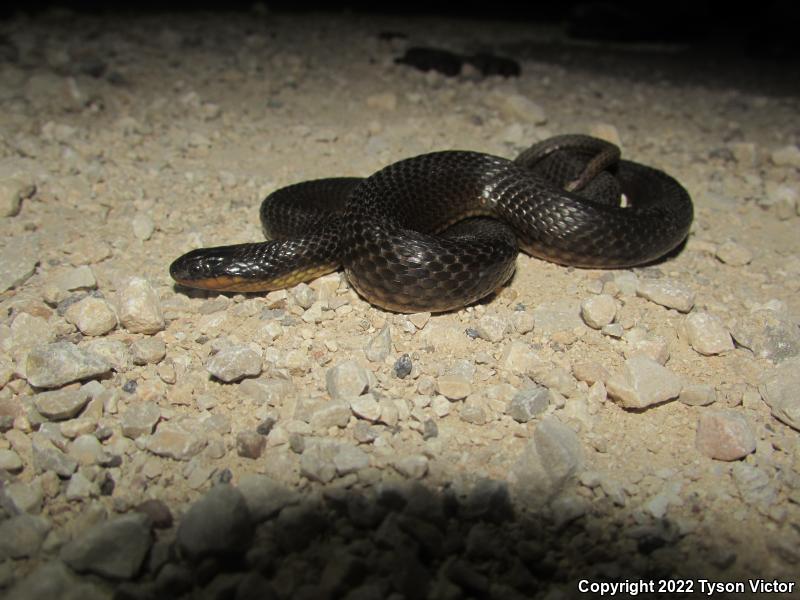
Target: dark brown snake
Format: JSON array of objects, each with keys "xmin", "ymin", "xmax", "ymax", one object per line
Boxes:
[{"xmin": 169, "ymin": 135, "xmax": 693, "ymax": 313}]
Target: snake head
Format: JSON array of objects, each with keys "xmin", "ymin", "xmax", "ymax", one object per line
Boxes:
[{"xmin": 169, "ymin": 245, "xmax": 262, "ymax": 291}]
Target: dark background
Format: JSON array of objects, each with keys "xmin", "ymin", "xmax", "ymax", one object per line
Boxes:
[{"xmin": 2, "ymin": 0, "xmax": 799, "ymax": 60}]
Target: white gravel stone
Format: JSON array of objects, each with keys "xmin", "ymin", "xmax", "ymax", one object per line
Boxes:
[
  {"xmin": 500, "ymin": 341, "xmax": 542, "ymax": 376},
  {"xmin": 65, "ymin": 470, "xmax": 99, "ymax": 500},
  {"xmin": 731, "ymin": 463, "xmax": 777, "ymax": 510},
  {"xmin": 0, "ymin": 448, "xmax": 23, "ymax": 472},
  {"xmin": 715, "ymin": 240, "xmax": 752, "ymax": 266},
  {"xmin": 606, "ymin": 355, "xmax": 683, "ymax": 409},
  {"xmin": 54, "ymin": 266, "xmax": 96, "ymax": 291},
  {"xmin": 64, "ymin": 296, "xmax": 118, "ymax": 336},
  {"xmin": 290, "ymin": 282, "xmax": 317, "ymax": 308},
  {"xmin": 364, "ymin": 324, "xmax": 392, "ymax": 362},
  {"xmin": 695, "ymin": 409, "xmax": 756, "ymax": 461},
  {"xmin": 146, "ymin": 422, "xmax": 206, "ymax": 460},
  {"xmin": 486, "ymin": 92, "xmax": 547, "ymax": 124},
  {"xmin": 131, "ymin": 337, "xmax": 167, "ymax": 365},
  {"xmin": 0, "ymin": 236, "xmax": 38, "ymax": 292},
  {"xmin": 349, "ymin": 393, "xmax": 381, "ymax": 422},
  {"xmin": 3, "ymin": 480, "xmax": 43, "ymax": 514},
  {"xmin": 326, "ymin": 360, "xmax": 370, "ymax": 399},
  {"xmin": 8, "ymin": 312, "xmax": 54, "ymax": 352},
  {"xmin": 310, "ymin": 401, "xmax": 351, "ymax": 431},
  {"xmin": 679, "ymin": 384, "xmax": 716, "ymax": 406},
  {"xmin": 31, "ymin": 433, "xmax": 78, "ymax": 476},
  {"xmin": 580, "ymin": 294, "xmax": 617, "ymax": 329},
  {"xmin": 511, "ymin": 417, "xmax": 583, "ymax": 503},
  {"xmin": 33, "ymin": 386, "xmax": 92, "ymax": 420},
  {"xmin": 333, "ymin": 443, "xmax": 369, "ymax": 475},
  {"xmin": 68, "ymin": 434, "xmax": 109, "ymax": 466},
  {"xmin": 206, "ymin": 345, "xmax": 262, "ymax": 382},
  {"xmin": 636, "ymin": 278, "xmax": 695, "ymax": 313},
  {"xmin": 771, "ymin": 144, "xmax": 800, "ymax": 167},
  {"xmin": 731, "ymin": 309, "xmax": 800, "ymax": 363},
  {"xmin": 475, "ymin": 314, "xmax": 508, "ymax": 342},
  {"xmin": 507, "ymin": 386, "xmax": 550, "ymax": 422},
  {"xmin": 510, "ymin": 310, "xmax": 534, "ymax": 334},
  {"xmin": 25, "ymin": 342, "xmax": 111, "ymax": 389},
  {"xmin": 436, "ymin": 374, "xmax": 472, "ymax": 400},
  {"xmin": 0, "ymin": 176, "xmax": 34, "ymax": 217},
  {"xmin": 132, "ymin": 213, "xmax": 155, "ymax": 241},
  {"xmin": 117, "ymin": 277, "xmax": 165, "ymax": 334},
  {"xmin": 684, "ymin": 312, "xmax": 734, "ymax": 355},
  {"xmin": 759, "ymin": 357, "xmax": 800, "ymax": 430},
  {"xmin": 393, "ymin": 454, "xmax": 429, "ymax": 479}
]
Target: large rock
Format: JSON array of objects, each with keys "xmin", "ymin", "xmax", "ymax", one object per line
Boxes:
[
  {"xmin": 60, "ymin": 513, "xmax": 152, "ymax": 579},
  {"xmin": 26, "ymin": 342, "xmax": 111, "ymax": 389}
]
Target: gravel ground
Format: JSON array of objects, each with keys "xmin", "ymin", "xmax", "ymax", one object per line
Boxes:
[{"xmin": 1, "ymin": 9, "xmax": 800, "ymax": 600}]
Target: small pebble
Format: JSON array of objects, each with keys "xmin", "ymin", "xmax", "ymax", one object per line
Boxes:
[
  {"xmin": 237, "ymin": 474, "xmax": 300, "ymax": 521},
  {"xmin": 326, "ymin": 360, "xmax": 370, "ymax": 399},
  {"xmin": 31, "ymin": 433, "xmax": 78, "ymax": 476},
  {"xmin": 121, "ymin": 401, "xmax": 161, "ymax": 439},
  {"xmin": 715, "ymin": 240, "xmax": 752, "ymax": 266},
  {"xmin": 206, "ymin": 345, "xmax": 262, "ymax": 382},
  {"xmin": 393, "ymin": 353, "xmax": 413, "ymax": 378},
  {"xmin": 117, "ymin": 276, "xmax": 165, "ymax": 334},
  {"xmin": 475, "ymin": 314, "xmax": 508, "ymax": 342},
  {"xmin": 507, "ymin": 386, "xmax": 550, "ymax": 422},
  {"xmin": 695, "ymin": 409, "xmax": 756, "ymax": 461},
  {"xmin": 771, "ymin": 144, "xmax": 800, "ymax": 167},
  {"xmin": 0, "ymin": 176, "xmax": 34, "ymax": 218},
  {"xmin": 236, "ymin": 431, "xmax": 266, "ymax": 459},
  {"xmin": 510, "ymin": 310, "xmax": 534, "ymax": 334},
  {"xmin": 487, "ymin": 92, "xmax": 547, "ymax": 124},
  {"xmin": 393, "ymin": 454, "xmax": 429, "ymax": 479},
  {"xmin": 684, "ymin": 312, "xmax": 734, "ymax": 356},
  {"xmin": 26, "ymin": 341, "xmax": 111, "ymax": 389},
  {"xmin": 636, "ymin": 278, "xmax": 695, "ymax": 313},
  {"xmin": 364, "ymin": 324, "xmax": 391, "ymax": 362},
  {"xmin": 680, "ymin": 384, "xmax": 716, "ymax": 406},
  {"xmin": 132, "ymin": 213, "xmax": 155, "ymax": 240},
  {"xmin": 0, "ymin": 448, "xmax": 23, "ymax": 472},
  {"xmin": 572, "ymin": 361, "xmax": 609, "ymax": 385},
  {"xmin": 135, "ymin": 498, "xmax": 174, "ymax": 529},
  {"xmin": 131, "ymin": 337, "xmax": 167, "ymax": 365},
  {"xmin": 3, "ymin": 480, "xmax": 44, "ymax": 514},
  {"xmin": 0, "ymin": 236, "xmax": 38, "ymax": 292},
  {"xmin": 54, "ymin": 265, "xmax": 97, "ymax": 292},
  {"xmin": 333, "ymin": 443, "xmax": 369, "ymax": 475},
  {"xmin": 33, "ymin": 386, "xmax": 92, "ymax": 421},
  {"xmin": 146, "ymin": 422, "xmax": 206, "ymax": 461},
  {"xmin": 580, "ymin": 294, "xmax": 617, "ymax": 329},
  {"xmin": 64, "ymin": 296, "xmax": 118, "ymax": 336},
  {"xmin": 436, "ymin": 374, "xmax": 472, "ymax": 400},
  {"xmin": 68, "ymin": 433, "xmax": 109, "ymax": 466},
  {"xmin": 732, "ymin": 463, "xmax": 777, "ymax": 509},
  {"xmin": 310, "ymin": 401, "xmax": 351, "ymax": 431},
  {"xmin": 606, "ymin": 355, "xmax": 683, "ymax": 409},
  {"xmin": 759, "ymin": 357, "xmax": 800, "ymax": 431},
  {"xmin": 349, "ymin": 393, "xmax": 381, "ymax": 422}
]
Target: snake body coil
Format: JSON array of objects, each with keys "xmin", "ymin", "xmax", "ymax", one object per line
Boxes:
[{"xmin": 170, "ymin": 135, "xmax": 693, "ymax": 312}]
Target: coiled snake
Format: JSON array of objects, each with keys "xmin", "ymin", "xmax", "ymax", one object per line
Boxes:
[{"xmin": 170, "ymin": 134, "xmax": 693, "ymax": 313}]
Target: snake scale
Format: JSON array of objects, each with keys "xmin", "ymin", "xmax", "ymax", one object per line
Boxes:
[{"xmin": 169, "ymin": 135, "xmax": 693, "ymax": 313}]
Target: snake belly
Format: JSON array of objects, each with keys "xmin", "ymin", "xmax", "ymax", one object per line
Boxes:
[{"xmin": 169, "ymin": 135, "xmax": 693, "ymax": 313}]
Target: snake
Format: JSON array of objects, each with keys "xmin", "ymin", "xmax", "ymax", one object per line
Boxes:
[{"xmin": 169, "ymin": 135, "xmax": 693, "ymax": 313}]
